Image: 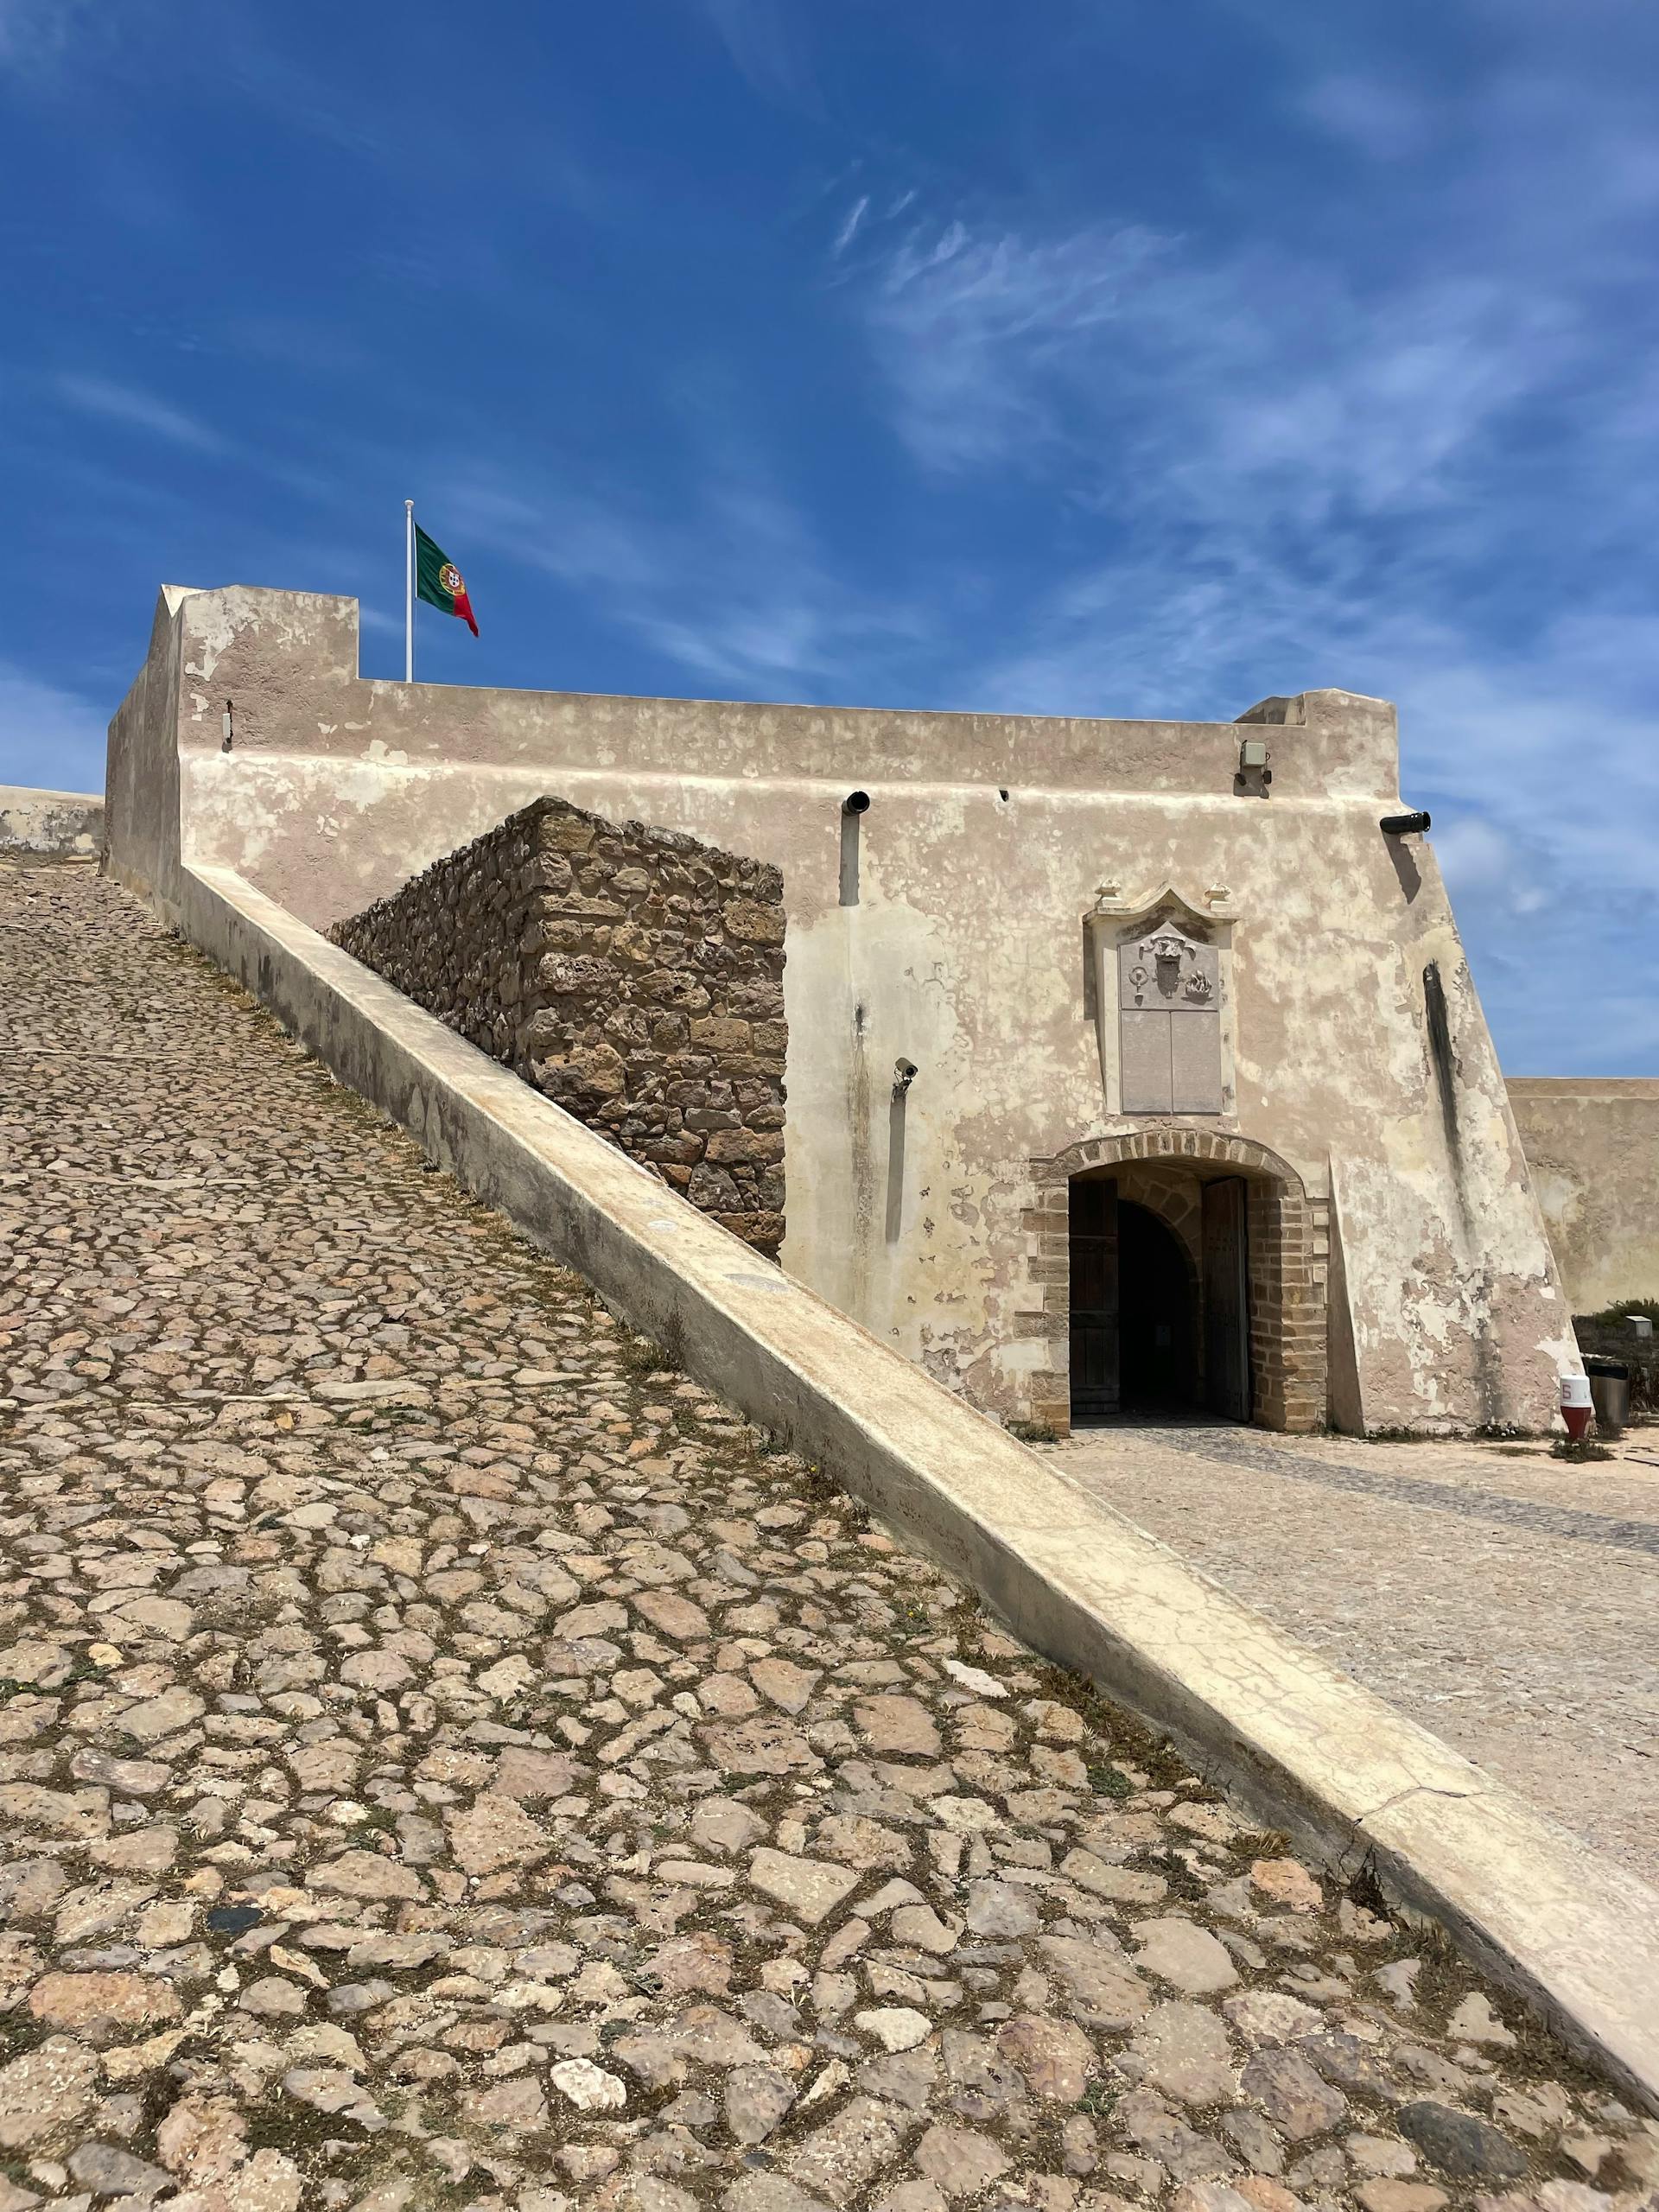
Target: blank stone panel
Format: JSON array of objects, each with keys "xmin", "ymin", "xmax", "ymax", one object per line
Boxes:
[
  {"xmin": 1121, "ymin": 1010, "xmax": 1173, "ymax": 1113},
  {"xmin": 1171, "ymin": 1010, "xmax": 1224, "ymax": 1114}
]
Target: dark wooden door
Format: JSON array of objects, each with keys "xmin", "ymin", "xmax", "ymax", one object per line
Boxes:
[
  {"xmin": 1069, "ymin": 1176, "xmax": 1120, "ymax": 1422},
  {"xmin": 1202, "ymin": 1176, "xmax": 1250, "ymax": 1421}
]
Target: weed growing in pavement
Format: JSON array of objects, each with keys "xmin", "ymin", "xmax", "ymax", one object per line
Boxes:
[
  {"xmin": 791, "ymin": 1462, "xmax": 842, "ymax": 1506},
  {"xmin": 1230, "ymin": 1827, "xmax": 1293, "ymax": 1859},
  {"xmin": 1144, "ymin": 1847, "xmax": 1208, "ymax": 1900},
  {"xmin": 1031, "ymin": 1661, "xmax": 1204, "ymax": 1793},
  {"xmin": 1361, "ymin": 1422, "xmax": 1545, "ymax": 1445},
  {"xmin": 1084, "ymin": 1759, "xmax": 1135, "ymax": 1800},
  {"xmin": 614, "ymin": 1331, "xmax": 679, "ymax": 1382},
  {"xmin": 1551, "ymin": 1435, "xmax": 1614, "ymax": 1462}
]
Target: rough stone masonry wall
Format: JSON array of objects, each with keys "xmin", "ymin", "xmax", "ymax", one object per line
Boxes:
[{"xmin": 328, "ymin": 796, "xmax": 787, "ymax": 1252}]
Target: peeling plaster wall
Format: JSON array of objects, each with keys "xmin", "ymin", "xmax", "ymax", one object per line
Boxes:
[
  {"xmin": 1507, "ymin": 1079, "xmax": 1659, "ymax": 1313},
  {"xmin": 104, "ymin": 583, "xmax": 1576, "ymax": 1432},
  {"xmin": 0, "ymin": 786, "xmax": 103, "ymax": 858}
]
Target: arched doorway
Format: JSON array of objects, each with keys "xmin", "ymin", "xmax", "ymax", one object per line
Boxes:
[
  {"xmin": 1043, "ymin": 1128, "xmax": 1325, "ymax": 1433},
  {"xmin": 1067, "ymin": 1173, "xmax": 1240, "ymax": 1423}
]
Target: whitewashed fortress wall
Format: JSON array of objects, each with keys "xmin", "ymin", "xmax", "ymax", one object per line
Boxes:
[{"xmin": 106, "ymin": 584, "xmax": 1576, "ymax": 1433}]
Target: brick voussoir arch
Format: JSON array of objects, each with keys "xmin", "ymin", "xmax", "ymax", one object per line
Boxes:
[{"xmin": 1023, "ymin": 1127, "xmax": 1327, "ymax": 1435}]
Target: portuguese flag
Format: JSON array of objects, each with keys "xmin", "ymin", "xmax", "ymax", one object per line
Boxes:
[{"xmin": 415, "ymin": 523, "xmax": 479, "ymax": 636}]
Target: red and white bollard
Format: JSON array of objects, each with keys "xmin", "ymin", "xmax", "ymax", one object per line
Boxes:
[{"xmin": 1560, "ymin": 1371, "xmax": 1594, "ymax": 1440}]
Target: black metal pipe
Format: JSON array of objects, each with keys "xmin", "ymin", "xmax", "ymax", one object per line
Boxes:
[
  {"xmin": 842, "ymin": 790, "xmax": 871, "ymax": 816},
  {"xmin": 1381, "ymin": 810, "xmax": 1431, "ymax": 835}
]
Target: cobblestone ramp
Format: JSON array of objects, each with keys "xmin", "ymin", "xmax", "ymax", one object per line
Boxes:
[{"xmin": 1, "ymin": 859, "xmax": 1655, "ymax": 2212}]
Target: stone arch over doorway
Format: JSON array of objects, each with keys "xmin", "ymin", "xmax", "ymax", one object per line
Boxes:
[{"xmin": 1020, "ymin": 1128, "xmax": 1328, "ymax": 1435}]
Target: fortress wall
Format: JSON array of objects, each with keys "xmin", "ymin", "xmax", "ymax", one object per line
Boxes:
[
  {"xmin": 327, "ymin": 797, "xmax": 787, "ymax": 1255},
  {"xmin": 1507, "ymin": 1078, "xmax": 1659, "ymax": 1313},
  {"xmin": 105, "ymin": 582, "xmax": 1576, "ymax": 1432},
  {"xmin": 0, "ymin": 785, "xmax": 103, "ymax": 858}
]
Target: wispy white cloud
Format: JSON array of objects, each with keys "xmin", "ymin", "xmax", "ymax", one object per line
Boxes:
[
  {"xmin": 833, "ymin": 63, "xmax": 1659, "ymax": 1071},
  {"xmin": 441, "ymin": 462, "xmax": 915, "ymax": 695},
  {"xmin": 1298, "ymin": 73, "xmax": 1436, "ymax": 160},
  {"xmin": 0, "ymin": 661, "xmax": 107, "ymax": 793},
  {"xmin": 0, "ymin": 0, "xmax": 101, "ymax": 73},
  {"xmin": 48, "ymin": 373, "xmax": 344, "ymax": 511},
  {"xmin": 696, "ymin": 0, "xmax": 816, "ymax": 111},
  {"xmin": 832, "ymin": 195, "xmax": 869, "ymax": 257},
  {"xmin": 220, "ymin": 46, "xmax": 385, "ymax": 161},
  {"xmin": 861, "ymin": 215, "xmax": 1173, "ymax": 470},
  {"xmin": 855, "ymin": 200, "xmax": 1584, "ymax": 523},
  {"xmin": 55, "ymin": 372, "xmax": 228, "ymax": 454}
]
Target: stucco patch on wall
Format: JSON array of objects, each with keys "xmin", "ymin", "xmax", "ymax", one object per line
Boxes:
[{"xmin": 1508, "ymin": 1078, "xmax": 1659, "ymax": 1314}]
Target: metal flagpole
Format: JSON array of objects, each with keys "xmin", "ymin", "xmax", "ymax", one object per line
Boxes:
[{"xmin": 404, "ymin": 500, "xmax": 415, "ymax": 683}]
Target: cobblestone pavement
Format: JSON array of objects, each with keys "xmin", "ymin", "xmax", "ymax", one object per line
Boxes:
[
  {"xmin": 1, "ymin": 859, "xmax": 1656, "ymax": 2212},
  {"xmin": 1058, "ymin": 1419, "xmax": 1659, "ymax": 1892}
]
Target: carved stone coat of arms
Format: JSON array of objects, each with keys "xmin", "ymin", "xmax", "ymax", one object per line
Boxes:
[{"xmin": 1118, "ymin": 919, "xmax": 1224, "ymax": 1113}]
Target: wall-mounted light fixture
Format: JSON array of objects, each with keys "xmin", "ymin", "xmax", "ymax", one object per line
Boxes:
[
  {"xmin": 1236, "ymin": 736, "xmax": 1272, "ymax": 795},
  {"xmin": 887, "ymin": 1059, "xmax": 917, "ymax": 1243},
  {"xmin": 1380, "ymin": 810, "xmax": 1432, "ymax": 836}
]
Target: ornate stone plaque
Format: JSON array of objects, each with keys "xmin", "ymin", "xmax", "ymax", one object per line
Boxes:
[{"xmin": 1118, "ymin": 920, "xmax": 1222, "ymax": 1113}]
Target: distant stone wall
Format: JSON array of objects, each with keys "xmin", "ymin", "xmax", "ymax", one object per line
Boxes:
[
  {"xmin": 0, "ymin": 785, "xmax": 103, "ymax": 858},
  {"xmin": 1508, "ymin": 1077, "xmax": 1659, "ymax": 1314},
  {"xmin": 329, "ymin": 797, "xmax": 786, "ymax": 1253}
]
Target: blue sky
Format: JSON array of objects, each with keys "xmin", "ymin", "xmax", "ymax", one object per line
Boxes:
[{"xmin": 3, "ymin": 0, "xmax": 1656, "ymax": 1072}]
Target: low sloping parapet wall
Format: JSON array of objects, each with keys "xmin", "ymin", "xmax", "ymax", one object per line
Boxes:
[
  {"xmin": 175, "ymin": 854, "xmax": 1659, "ymax": 2109},
  {"xmin": 328, "ymin": 796, "xmax": 788, "ymax": 1255},
  {"xmin": 0, "ymin": 785, "xmax": 104, "ymax": 858},
  {"xmin": 1508, "ymin": 1077, "xmax": 1659, "ymax": 1314}
]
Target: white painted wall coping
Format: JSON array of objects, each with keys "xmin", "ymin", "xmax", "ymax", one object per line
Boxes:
[{"xmin": 175, "ymin": 857, "xmax": 1659, "ymax": 2110}]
